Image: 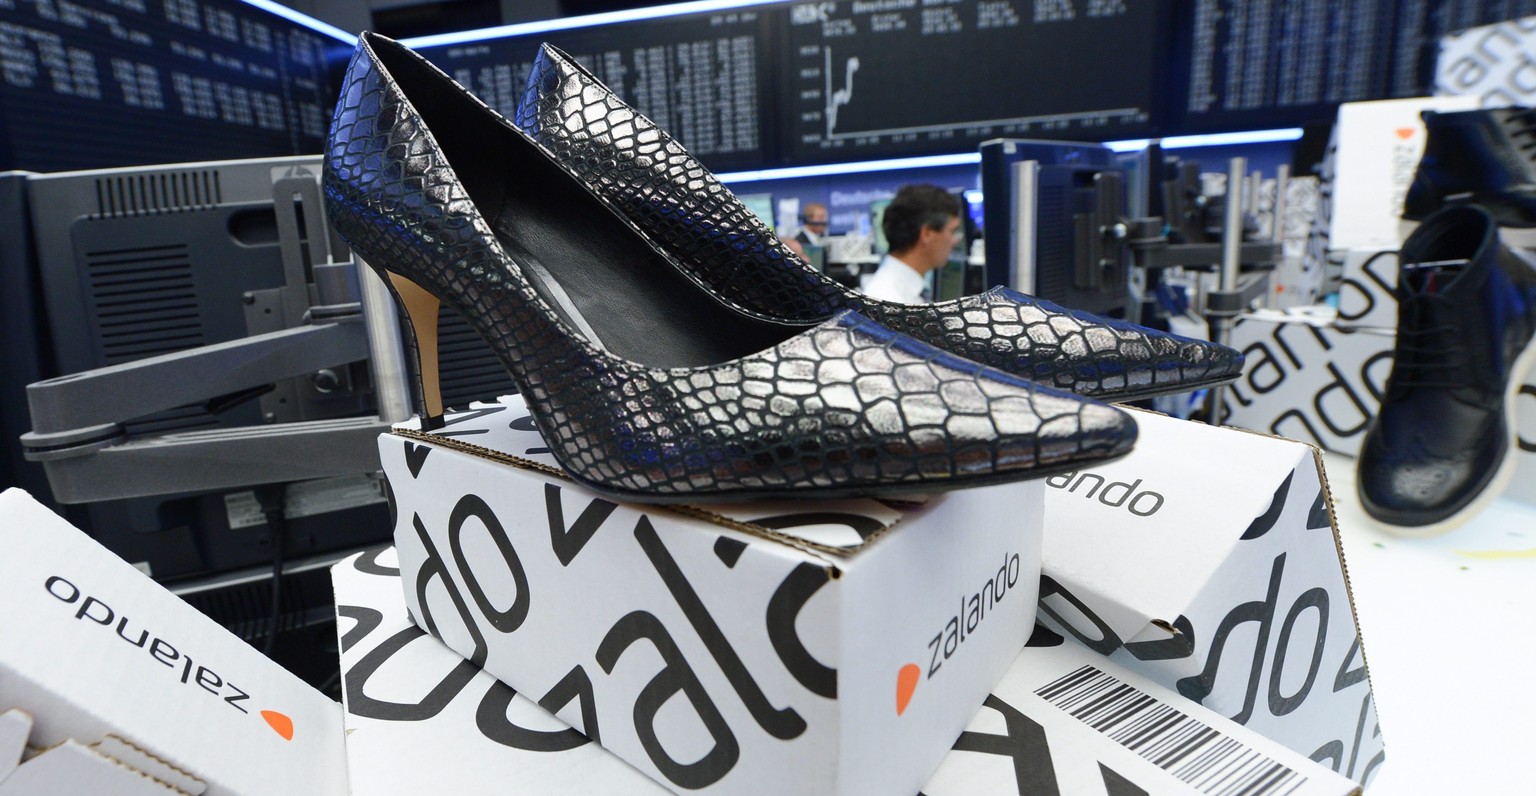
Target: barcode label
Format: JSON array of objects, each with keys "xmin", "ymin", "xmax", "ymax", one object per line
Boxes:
[{"xmin": 1036, "ymin": 665, "xmax": 1306, "ymax": 796}]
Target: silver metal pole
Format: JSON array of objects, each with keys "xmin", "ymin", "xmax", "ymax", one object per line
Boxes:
[
  {"xmin": 357, "ymin": 259, "xmax": 414, "ymax": 425},
  {"xmin": 1209, "ymin": 156, "xmax": 1247, "ymax": 426},
  {"xmin": 1272, "ymin": 164, "xmax": 1290, "ymax": 244},
  {"xmin": 1247, "ymin": 169, "xmax": 1261, "ymax": 223},
  {"xmin": 1010, "ymin": 160, "xmax": 1041, "ymax": 294},
  {"xmin": 1221, "ymin": 159, "xmax": 1246, "ymax": 295}
]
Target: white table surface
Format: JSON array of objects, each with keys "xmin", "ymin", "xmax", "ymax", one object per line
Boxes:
[{"xmin": 1318, "ymin": 451, "xmax": 1536, "ymax": 794}]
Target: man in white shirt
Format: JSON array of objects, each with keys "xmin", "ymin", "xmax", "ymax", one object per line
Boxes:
[{"xmin": 861, "ymin": 185, "xmax": 961, "ymax": 304}]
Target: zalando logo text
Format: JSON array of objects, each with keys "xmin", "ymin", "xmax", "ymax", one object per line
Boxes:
[
  {"xmin": 1045, "ymin": 471, "xmax": 1164, "ymax": 516},
  {"xmin": 896, "ymin": 552, "xmax": 1021, "ymax": 716},
  {"xmin": 44, "ymin": 575, "xmax": 295, "ymax": 741}
]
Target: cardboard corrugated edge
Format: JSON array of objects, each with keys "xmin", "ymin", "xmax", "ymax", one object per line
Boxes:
[
  {"xmin": 1102, "ymin": 408, "xmax": 1381, "ymax": 731},
  {"xmin": 0, "ymin": 663, "xmax": 207, "ymax": 792},
  {"xmin": 1300, "ymin": 443, "xmax": 1381, "ymax": 745},
  {"xmin": 92, "ymin": 735, "xmax": 206, "ymax": 795},
  {"xmin": 0, "ymin": 710, "xmax": 29, "ymax": 785},
  {"xmin": 1, "ymin": 706, "xmax": 207, "ymax": 796},
  {"xmin": 1211, "ymin": 417, "xmax": 1382, "ymax": 753},
  {"xmin": 3, "ymin": 738, "xmax": 193, "ymax": 796},
  {"xmin": 390, "ymin": 425, "xmax": 910, "ymax": 568},
  {"xmin": 9, "ymin": 741, "xmax": 188, "ymax": 795}
]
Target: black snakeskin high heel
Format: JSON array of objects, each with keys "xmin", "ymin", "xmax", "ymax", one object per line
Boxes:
[
  {"xmin": 324, "ymin": 33, "xmax": 1136, "ymax": 502},
  {"xmin": 516, "ymin": 44, "xmax": 1243, "ymax": 403}
]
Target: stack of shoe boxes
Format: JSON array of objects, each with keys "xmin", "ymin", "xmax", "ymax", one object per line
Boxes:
[
  {"xmin": 351, "ymin": 401, "xmax": 1368, "ymax": 794},
  {"xmin": 378, "ymin": 397, "xmax": 1044, "ymax": 795},
  {"xmin": 1224, "ymin": 95, "xmax": 1474, "ymax": 456},
  {"xmin": 334, "ymin": 547, "xmax": 1361, "ymax": 795},
  {"xmin": 1034, "ymin": 411, "xmax": 1385, "ymax": 788}
]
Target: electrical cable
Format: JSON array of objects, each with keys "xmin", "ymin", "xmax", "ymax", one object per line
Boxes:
[{"xmin": 252, "ymin": 484, "xmax": 288, "ymax": 657}]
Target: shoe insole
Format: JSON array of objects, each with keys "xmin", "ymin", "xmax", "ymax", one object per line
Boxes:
[
  {"xmin": 487, "ymin": 140, "xmax": 797, "ymax": 369},
  {"xmin": 373, "ymin": 35, "xmax": 799, "ymax": 370}
]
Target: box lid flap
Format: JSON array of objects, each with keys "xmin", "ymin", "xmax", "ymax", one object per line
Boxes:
[
  {"xmin": 1042, "ymin": 411, "xmax": 1312, "ymax": 639},
  {"xmin": 390, "ymin": 396, "xmax": 911, "ymax": 555}
]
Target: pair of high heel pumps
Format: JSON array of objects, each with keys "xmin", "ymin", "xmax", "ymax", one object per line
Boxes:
[{"xmin": 325, "ymin": 33, "xmax": 1242, "ymax": 503}]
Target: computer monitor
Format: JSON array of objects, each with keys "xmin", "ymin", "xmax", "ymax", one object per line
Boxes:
[
  {"xmin": 738, "ymin": 193, "xmax": 776, "ymax": 230},
  {"xmin": 0, "ymin": 172, "xmax": 51, "ymax": 504},
  {"xmin": 18, "ymin": 157, "xmax": 378, "ymax": 581},
  {"xmin": 15, "ymin": 156, "xmax": 514, "ymax": 604},
  {"xmin": 963, "ymin": 190, "xmax": 985, "ymax": 240},
  {"xmin": 870, "ymin": 198, "xmax": 892, "ymax": 254},
  {"xmin": 980, "ymin": 139, "xmax": 1115, "ymax": 289},
  {"xmin": 7, "ymin": 154, "xmax": 522, "ymax": 648},
  {"xmin": 979, "ymin": 139, "xmax": 1129, "ymax": 317},
  {"xmin": 801, "ymin": 244, "xmax": 827, "ymax": 273}
]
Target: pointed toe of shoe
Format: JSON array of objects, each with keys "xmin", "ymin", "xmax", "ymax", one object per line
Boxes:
[
  {"xmin": 1014, "ymin": 386, "xmax": 1137, "ymax": 470},
  {"xmin": 971, "ymin": 289, "xmax": 1242, "ymax": 401},
  {"xmin": 777, "ymin": 314, "xmax": 1141, "ymax": 495},
  {"xmin": 1153, "ymin": 332, "xmax": 1245, "ymax": 390},
  {"xmin": 904, "ymin": 363, "xmax": 1137, "ymax": 489}
]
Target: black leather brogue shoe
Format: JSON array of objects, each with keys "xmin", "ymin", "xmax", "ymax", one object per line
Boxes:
[{"xmin": 1358, "ymin": 205, "xmax": 1536, "ymax": 533}]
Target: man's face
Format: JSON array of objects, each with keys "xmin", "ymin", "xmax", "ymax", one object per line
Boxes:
[
  {"xmin": 919, "ymin": 215, "xmax": 962, "ymax": 269},
  {"xmin": 802, "ymin": 207, "xmax": 828, "ymax": 233}
]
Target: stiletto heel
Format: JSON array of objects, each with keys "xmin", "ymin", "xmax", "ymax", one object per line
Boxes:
[
  {"xmin": 324, "ymin": 33, "xmax": 1137, "ymax": 502},
  {"xmin": 386, "ymin": 271, "xmax": 445, "ymax": 431},
  {"xmin": 518, "ymin": 44, "xmax": 1242, "ymax": 402}
]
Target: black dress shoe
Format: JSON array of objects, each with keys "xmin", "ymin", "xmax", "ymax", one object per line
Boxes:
[
  {"xmin": 1403, "ymin": 108, "xmax": 1536, "ymax": 247},
  {"xmin": 514, "ymin": 44, "xmax": 1242, "ymax": 403},
  {"xmin": 1357, "ymin": 205, "xmax": 1536, "ymax": 534},
  {"xmin": 323, "ymin": 33, "xmax": 1137, "ymax": 503}
]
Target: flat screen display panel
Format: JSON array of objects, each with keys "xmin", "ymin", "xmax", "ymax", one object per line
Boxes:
[
  {"xmin": 0, "ymin": 0, "xmax": 348, "ymax": 171},
  {"xmin": 409, "ymin": 6, "xmax": 776, "ymax": 172},
  {"xmin": 779, "ymin": 0, "xmax": 1165, "ymax": 164},
  {"xmin": 1170, "ymin": 0, "xmax": 1536, "ymax": 134}
]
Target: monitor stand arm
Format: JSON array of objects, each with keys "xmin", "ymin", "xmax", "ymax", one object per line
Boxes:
[
  {"xmin": 20, "ymin": 174, "xmax": 413, "ymax": 504},
  {"xmin": 19, "ymin": 316, "xmax": 393, "ymax": 502},
  {"xmin": 1122, "ymin": 157, "xmax": 1287, "ymax": 422}
]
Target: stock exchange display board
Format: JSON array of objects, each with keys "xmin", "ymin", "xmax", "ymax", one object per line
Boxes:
[
  {"xmin": 779, "ymin": 0, "xmax": 1165, "ymax": 163},
  {"xmin": 1172, "ymin": 0, "xmax": 1536, "ymax": 133},
  {"xmin": 413, "ymin": 7, "xmax": 776, "ymax": 172},
  {"xmin": 10, "ymin": 0, "xmax": 1536, "ymax": 175},
  {"xmin": 0, "ymin": 0, "xmax": 344, "ymax": 171}
]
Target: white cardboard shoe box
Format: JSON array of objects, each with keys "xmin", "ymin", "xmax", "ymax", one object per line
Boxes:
[
  {"xmin": 1309, "ymin": 95, "xmax": 1480, "ymax": 260},
  {"xmin": 379, "ymin": 396, "xmax": 1044, "ymax": 796},
  {"xmin": 0, "ymin": 488, "xmax": 349, "ymax": 796},
  {"xmin": 1035, "ymin": 411, "xmax": 1385, "ymax": 788},
  {"xmin": 333, "ymin": 549, "xmax": 1360, "ymax": 796},
  {"xmin": 1221, "ymin": 308, "xmax": 1396, "ymax": 457}
]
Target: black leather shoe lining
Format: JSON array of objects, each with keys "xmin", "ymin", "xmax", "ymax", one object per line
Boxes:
[
  {"xmin": 1410, "ymin": 226, "xmax": 1479, "ymax": 263},
  {"xmin": 372, "ymin": 40, "xmax": 797, "ymax": 368}
]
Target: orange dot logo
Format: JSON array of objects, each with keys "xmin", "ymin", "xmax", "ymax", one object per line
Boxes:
[
  {"xmin": 895, "ymin": 663, "xmax": 921, "ymax": 716},
  {"xmin": 1395, "ymin": 127, "xmax": 1415, "ymax": 140},
  {"xmin": 261, "ymin": 710, "xmax": 294, "ymax": 741}
]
